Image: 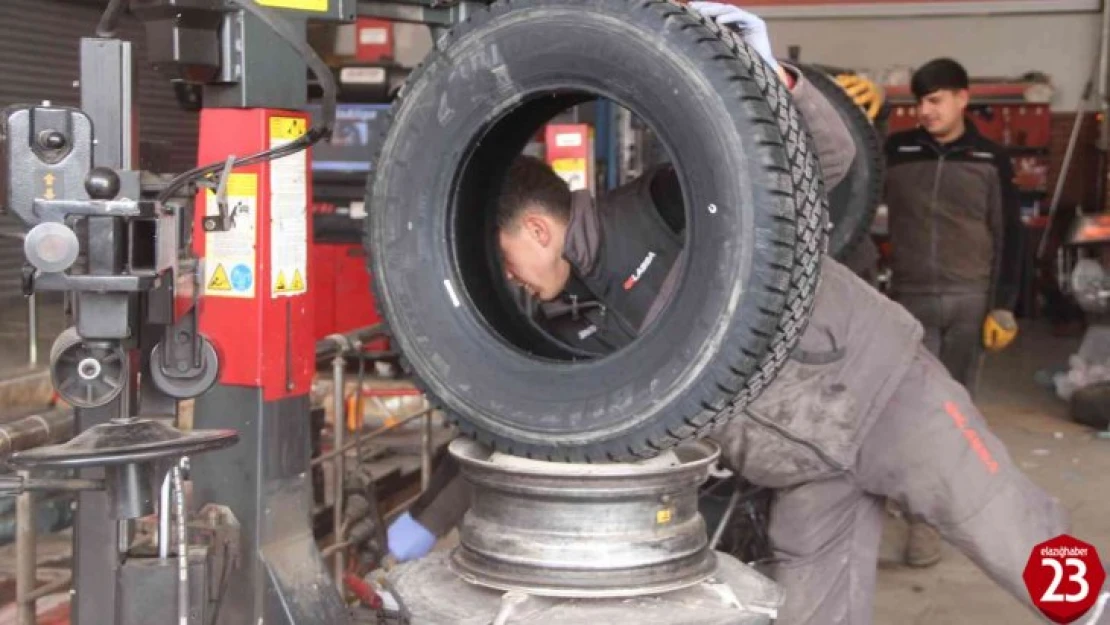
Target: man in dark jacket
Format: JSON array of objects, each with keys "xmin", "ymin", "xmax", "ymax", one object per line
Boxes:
[
  {"xmin": 885, "ymin": 58, "xmax": 1023, "ymax": 393},
  {"xmin": 883, "ymin": 58, "xmax": 1025, "ymax": 568},
  {"xmin": 387, "ymin": 6, "xmax": 1082, "ymax": 625}
]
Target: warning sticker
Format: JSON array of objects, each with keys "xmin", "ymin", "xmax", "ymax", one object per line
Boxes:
[
  {"xmin": 269, "ymin": 116, "xmax": 308, "ymax": 298},
  {"xmin": 551, "ymin": 158, "xmax": 588, "ymax": 191},
  {"xmin": 255, "ymin": 0, "xmax": 328, "ymax": 12},
  {"xmin": 204, "ymin": 173, "xmax": 258, "ymax": 299},
  {"xmin": 208, "ymin": 265, "xmax": 232, "ymax": 291}
]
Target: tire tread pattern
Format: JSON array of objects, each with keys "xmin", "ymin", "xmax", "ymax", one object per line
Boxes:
[{"xmin": 363, "ymin": 0, "xmax": 822, "ymax": 461}]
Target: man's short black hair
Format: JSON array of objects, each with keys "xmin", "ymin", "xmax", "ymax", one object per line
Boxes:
[
  {"xmin": 496, "ymin": 156, "xmax": 572, "ymax": 230},
  {"xmin": 911, "ymin": 58, "xmax": 970, "ymax": 100}
]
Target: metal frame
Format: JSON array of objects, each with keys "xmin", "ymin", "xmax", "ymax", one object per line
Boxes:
[{"xmin": 313, "ymin": 328, "xmax": 437, "ymax": 584}]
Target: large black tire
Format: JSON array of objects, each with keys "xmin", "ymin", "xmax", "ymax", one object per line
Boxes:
[
  {"xmin": 366, "ymin": 0, "xmax": 816, "ymax": 461},
  {"xmin": 797, "ymin": 64, "xmax": 885, "ymax": 261}
]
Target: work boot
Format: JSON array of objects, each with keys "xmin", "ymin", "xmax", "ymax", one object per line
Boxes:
[{"xmin": 905, "ymin": 521, "xmax": 943, "ymax": 568}]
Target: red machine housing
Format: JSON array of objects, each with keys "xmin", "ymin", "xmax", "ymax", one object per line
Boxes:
[
  {"xmin": 310, "ymin": 202, "xmax": 388, "ymax": 351},
  {"xmin": 193, "ymin": 108, "xmax": 315, "ymax": 401}
]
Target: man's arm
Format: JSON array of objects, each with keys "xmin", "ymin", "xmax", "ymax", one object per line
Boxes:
[
  {"xmin": 780, "ymin": 63, "xmax": 858, "ymax": 190},
  {"xmin": 386, "ymin": 447, "xmax": 471, "ymax": 562},
  {"xmin": 690, "ymin": 3, "xmax": 857, "ymax": 190},
  {"xmin": 988, "ymin": 151, "xmax": 1024, "ymax": 311}
]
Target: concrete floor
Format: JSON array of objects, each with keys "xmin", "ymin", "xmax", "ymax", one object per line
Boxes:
[{"xmin": 872, "ymin": 321, "xmax": 1110, "ymax": 625}]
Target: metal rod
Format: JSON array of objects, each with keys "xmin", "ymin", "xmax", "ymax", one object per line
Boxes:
[
  {"xmin": 173, "ymin": 464, "xmax": 188, "ymax": 625},
  {"xmin": 320, "ymin": 540, "xmax": 353, "ymax": 559},
  {"xmin": 15, "ymin": 470, "xmax": 35, "ymax": 625},
  {"xmin": 159, "ymin": 471, "xmax": 171, "ymax": 560},
  {"xmin": 1098, "ymin": 0, "xmax": 1110, "ymax": 147},
  {"xmin": 710, "ymin": 488, "xmax": 742, "ymax": 551},
  {"xmin": 19, "ymin": 478, "xmax": 103, "ymax": 492},
  {"xmin": 1039, "ymin": 78, "xmax": 1095, "ymax": 261},
  {"xmin": 421, "ymin": 398, "xmax": 433, "ymax": 491},
  {"xmin": 310, "ymin": 407, "xmax": 433, "ymax": 468},
  {"xmin": 27, "ymin": 293, "xmax": 37, "ymax": 368},
  {"xmin": 355, "ymin": 354, "xmax": 366, "ymax": 471},
  {"xmin": 117, "ymin": 519, "xmax": 129, "ymax": 555},
  {"xmin": 0, "ymin": 410, "xmax": 76, "ymax": 459},
  {"xmin": 332, "ymin": 355, "xmax": 346, "ymax": 583},
  {"xmin": 26, "ymin": 576, "xmax": 71, "ymax": 603},
  {"xmin": 315, "ymin": 325, "xmax": 384, "ymax": 361},
  {"xmin": 1091, "ymin": 0, "xmax": 1110, "ymax": 214}
]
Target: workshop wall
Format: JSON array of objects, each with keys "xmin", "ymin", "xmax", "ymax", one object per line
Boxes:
[
  {"xmin": 766, "ymin": 11, "xmax": 1102, "ymax": 111},
  {"xmin": 0, "ymin": 0, "xmax": 199, "ymax": 173}
]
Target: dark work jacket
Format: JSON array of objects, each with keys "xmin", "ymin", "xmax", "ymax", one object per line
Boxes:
[
  {"xmin": 884, "ymin": 123, "xmax": 1023, "ymax": 310},
  {"xmin": 535, "ymin": 168, "xmax": 685, "ymax": 355}
]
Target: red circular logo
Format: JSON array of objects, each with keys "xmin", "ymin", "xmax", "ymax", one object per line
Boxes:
[{"xmin": 1023, "ymin": 534, "xmax": 1106, "ymax": 624}]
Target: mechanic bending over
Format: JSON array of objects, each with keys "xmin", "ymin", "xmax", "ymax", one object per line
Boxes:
[{"xmin": 385, "ymin": 4, "xmax": 1095, "ymax": 625}]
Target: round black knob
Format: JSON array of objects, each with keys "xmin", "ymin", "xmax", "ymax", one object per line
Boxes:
[
  {"xmin": 85, "ymin": 167, "xmax": 121, "ymax": 200},
  {"xmin": 38, "ymin": 130, "xmax": 67, "ymax": 150}
]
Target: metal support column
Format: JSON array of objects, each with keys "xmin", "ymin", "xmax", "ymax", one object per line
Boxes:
[
  {"xmin": 71, "ymin": 37, "xmax": 141, "ymax": 625},
  {"xmin": 189, "ymin": 106, "xmax": 348, "ymax": 624}
]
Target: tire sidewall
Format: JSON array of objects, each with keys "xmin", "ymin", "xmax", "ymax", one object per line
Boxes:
[{"xmin": 369, "ymin": 3, "xmax": 788, "ymax": 449}]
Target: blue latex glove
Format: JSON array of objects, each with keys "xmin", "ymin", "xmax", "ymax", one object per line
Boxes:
[
  {"xmin": 688, "ymin": 2, "xmax": 779, "ymax": 73},
  {"xmin": 386, "ymin": 512, "xmax": 437, "ymax": 562}
]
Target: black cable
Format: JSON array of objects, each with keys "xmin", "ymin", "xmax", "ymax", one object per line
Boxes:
[
  {"xmin": 155, "ymin": 0, "xmax": 338, "ymax": 205},
  {"xmin": 96, "ymin": 0, "xmax": 126, "ymax": 38}
]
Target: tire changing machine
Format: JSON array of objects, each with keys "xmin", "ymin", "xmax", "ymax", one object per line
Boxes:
[{"xmin": 0, "ymin": 1, "xmax": 784, "ymax": 623}]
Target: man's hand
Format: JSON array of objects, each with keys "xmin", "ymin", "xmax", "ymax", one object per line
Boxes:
[
  {"xmin": 835, "ymin": 74, "xmax": 885, "ymax": 121},
  {"xmin": 982, "ymin": 309, "xmax": 1018, "ymax": 352},
  {"xmin": 688, "ymin": 3, "xmax": 784, "ymax": 81},
  {"xmin": 386, "ymin": 511, "xmax": 437, "ymax": 562}
]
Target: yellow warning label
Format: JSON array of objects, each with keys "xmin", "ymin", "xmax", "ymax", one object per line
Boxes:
[
  {"xmin": 274, "ymin": 270, "xmax": 288, "ymax": 293},
  {"xmin": 255, "ymin": 0, "xmax": 328, "ymax": 12},
  {"xmin": 208, "ymin": 264, "xmax": 232, "ymax": 291},
  {"xmin": 270, "ymin": 116, "xmax": 307, "ymax": 141},
  {"xmin": 291, "ymin": 269, "xmax": 305, "ymax": 292},
  {"xmin": 656, "ymin": 508, "xmax": 674, "ymax": 525},
  {"xmin": 225, "ymin": 172, "xmax": 258, "ymax": 197},
  {"xmin": 551, "ymin": 158, "xmax": 588, "ymax": 191},
  {"xmin": 203, "ymin": 173, "xmax": 257, "ymax": 299}
]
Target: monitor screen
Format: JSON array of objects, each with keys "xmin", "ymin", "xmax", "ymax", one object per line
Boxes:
[{"xmin": 304, "ymin": 103, "xmax": 391, "ymax": 175}]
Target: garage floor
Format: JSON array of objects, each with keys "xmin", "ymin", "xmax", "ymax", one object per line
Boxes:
[{"xmin": 872, "ymin": 321, "xmax": 1110, "ymax": 625}]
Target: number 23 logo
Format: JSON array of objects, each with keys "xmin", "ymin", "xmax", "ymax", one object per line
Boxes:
[{"xmin": 1041, "ymin": 558, "xmax": 1090, "ymax": 603}]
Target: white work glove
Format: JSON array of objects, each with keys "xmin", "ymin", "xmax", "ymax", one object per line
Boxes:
[{"xmin": 688, "ymin": 2, "xmax": 779, "ymax": 73}]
